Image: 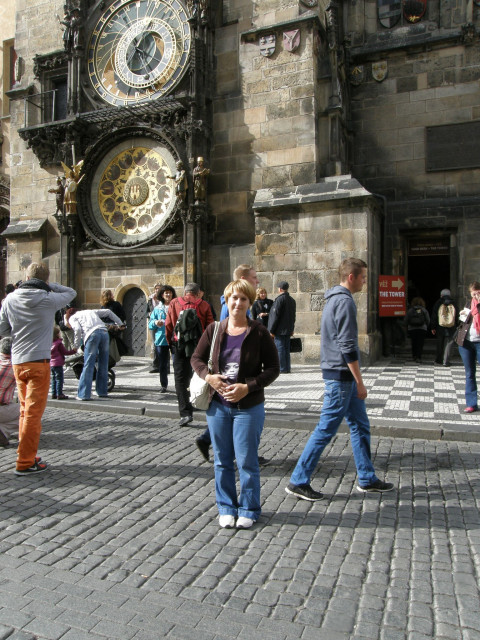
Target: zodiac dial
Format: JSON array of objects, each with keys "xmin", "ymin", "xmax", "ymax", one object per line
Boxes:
[
  {"xmin": 89, "ymin": 138, "xmax": 178, "ymax": 246},
  {"xmin": 87, "ymin": 0, "xmax": 191, "ymax": 106}
]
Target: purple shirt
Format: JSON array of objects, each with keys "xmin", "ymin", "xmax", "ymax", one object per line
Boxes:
[{"xmin": 215, "ymin": 332, "xmax": 246, "ymax": 407}]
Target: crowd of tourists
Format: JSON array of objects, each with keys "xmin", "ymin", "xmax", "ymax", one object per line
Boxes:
[{"xmin": 0, "ymin": 259, "xmax": 479, "ymax": 530}]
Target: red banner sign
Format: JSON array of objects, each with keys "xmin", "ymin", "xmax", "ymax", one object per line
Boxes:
[{"xmin": 378, "ymin": 275, "xmax": 406, "ymax": 317}]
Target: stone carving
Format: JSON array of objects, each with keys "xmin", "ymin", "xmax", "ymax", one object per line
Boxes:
[
  {"xmin": 461, "ymin": 23, "xmax": 477, "ymax": 46},
  {"xmin": 193, "ymin": 157, "xmax": 210, "ymax": 203},
  {"xmin": 283, "ymin": 30, "xmax": 300, "ymax": 53},
  {"xmin": 372, "ymin": 60, "xmax": 388, "ymax": 82},
  {"xmin": 57, "ymin": 4, "xmax": 83, "ymax": 52},
  {"xmin": 48, "ymin": 177, "xmax": 65, "ymax": 216},
  {"xmin": 169, "ymin": 161, "xmax": 188, "ymax": 203},
  {"xmin": 13, "ymin": 57, "xmax": 24, "ymax": 85},
  {"xmin": 259, "ymin": 34, "xmax": 276, "ymax": 57},
  {"xmin": 33, "ymin": 51, "xmax": 68, "ymax": 79}
]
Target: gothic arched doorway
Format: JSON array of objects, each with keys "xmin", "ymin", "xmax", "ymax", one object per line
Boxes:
[{"xmin": 122, "ymin": 287, "xmax": 147, "ymax": 356}]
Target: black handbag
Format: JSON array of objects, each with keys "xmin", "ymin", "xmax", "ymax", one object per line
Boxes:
[
  {"xmin": 454, "ymin": 313, "xmax": 472, "ymax": 347},
  {"xmin": 290, "ymin": 337, "xmax": 302, "ymax": 353}
]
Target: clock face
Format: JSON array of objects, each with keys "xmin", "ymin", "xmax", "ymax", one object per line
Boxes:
[
  {"xmin": 88, "ymin": 137, "xmax": 177, "ymax": 246},
  {"xmin": 87, "ymin": 0, "xmax": 191, "ymax": 106}
]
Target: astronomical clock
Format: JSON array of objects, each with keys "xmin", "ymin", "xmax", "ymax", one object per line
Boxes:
[
  {"xmin": 86, "ymin": 0, "xmax": 191, "ymax": 107},
  {"xmin": 23, "ymin": 0, "xmax": 212, "ymax": 256}
]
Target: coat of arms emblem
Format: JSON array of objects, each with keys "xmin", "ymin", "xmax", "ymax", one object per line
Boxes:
[
  {"xmin": 372, "ymin": 60, "xmax": 388, "ymax": 82},
  {"xmin": 283, "ymin": 30, "xmax": 300, "ymax": 53},
  {"xmin": 378, "ymin": 0, "xmax": 402, "ymax": 28},
  {"xmin": 259, "ymin": 34, "xmax": 276, "ymax": 57},
  {"xmin": 403, "ymin": 0, "xmax": 427, "ymax": 23},
  {"xmin": 350, "ymin": 65, "xmax": 365, "ymax": 86}
]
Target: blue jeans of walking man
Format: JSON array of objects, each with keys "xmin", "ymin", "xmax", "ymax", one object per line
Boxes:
[
  {"xmin": 458, "ymin": 339, "xmax": 480, "ymax": 409},
  {"xmin": 290, "ymin": 379, "xmax": 378, "ymax": 488},
  {"xmin": 77, "ymin": 329, "xmax": 110, "ymax": 400},
  {"xmin": 274, "ymin": 335, "xmax": 291, "ymax": 373}
]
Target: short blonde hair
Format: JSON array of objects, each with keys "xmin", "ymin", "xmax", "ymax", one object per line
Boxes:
[
  {"xmin": 233, "ymin": 264, "xmax": 252, "ymax": 280},
  {"xmin": 26, "ymin": 262, "xmax": 49, "ymax": 282},
  {"xmin": 224, "ymin": 280, "xmax": 256, "ymax": 305},
  {"xmin": 256, "ymin": 287, "xmax": 267, "ymax": 298}
]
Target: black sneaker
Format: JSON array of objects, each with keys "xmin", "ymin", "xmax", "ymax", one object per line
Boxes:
[
  {"xmin": 357, "ymin": 479, "xmax": 394, "ymax": 493},
  {"xmin": 258, "ymin": 456, "xmax": 269, "ymax": 467},
  {"xmin": 196, "ymin": 438, "xmax": 210, "ymax": 462},
  {"xmin": 285, "ymin": 483, "xmax": 323, "ymax": 501},
  {"xmin": 14, "ymin": 460, "xmax": 48, "ymax": 476}
]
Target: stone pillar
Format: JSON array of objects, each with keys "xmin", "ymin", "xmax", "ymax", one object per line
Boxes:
[{"xmin": 253, "ymin": 175, "xmax": 383, "ymax": 364}]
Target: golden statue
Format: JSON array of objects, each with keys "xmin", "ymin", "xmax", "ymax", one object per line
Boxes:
[{"xmin": 61, "ymin": 160, "xmax": 84, "ymax": 215}]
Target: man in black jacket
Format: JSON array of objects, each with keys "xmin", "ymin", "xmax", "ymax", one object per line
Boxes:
[
  {"xmin": 268, "ymin": 281, "xmax": 296, "ymax": 373},
  {"xmin": 430, "ymin": 288, "xmax": 458, "ymax": 366}
]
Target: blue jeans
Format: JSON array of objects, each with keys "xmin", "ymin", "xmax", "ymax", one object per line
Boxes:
[
  {"xmin": 274, "ymin": 335, "xmax": 291, "ymax": 373},
  {"xmin": 290, "ymin": 379, "xmax": 377, "ymax": 487},
  {"xmin": 51, "ymin": 366, "xmax": 64, "ymax": 396},
  {"xmin": 77, "ymin": 329, "xmax": 110, "ymax": 400},
  {"xmin": 458, "ymin": 340, "xmax": 480, "ymax": 408},
  {"xmin": 206, "ymin": 400, "xmax": 265, "ymax": 520},
  {"xmin": 155, "ymin": 345, "xmax": 170, "ymax": 389}
]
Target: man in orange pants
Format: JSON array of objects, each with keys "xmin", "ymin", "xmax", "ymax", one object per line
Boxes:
[{"xmin": 0, "ymin": 262, "xmax": 76, "ymax": 474}]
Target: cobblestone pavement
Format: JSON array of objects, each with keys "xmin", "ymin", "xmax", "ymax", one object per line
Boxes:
[{"xmin": 1, "ymin": 409, "xmax": 480, "ymax": 640}]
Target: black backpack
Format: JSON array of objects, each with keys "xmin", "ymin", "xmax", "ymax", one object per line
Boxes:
[
  {"xmin": 409, "ymin": 306, "xmax": 426, "ymax": 327},
  {"xmin": 174, "ymin": 306, "xmax": 203, "ymax": 357}
]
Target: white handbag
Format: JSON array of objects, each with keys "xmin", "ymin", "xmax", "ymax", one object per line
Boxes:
[{"xmin": 190, "ymin": 322, "xmax": 219, "ymax": 410}]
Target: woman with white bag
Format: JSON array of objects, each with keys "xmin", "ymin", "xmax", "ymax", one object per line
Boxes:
[{"xmin": 191, "ymin": 280, "xmax": 279, "ymax": 529}]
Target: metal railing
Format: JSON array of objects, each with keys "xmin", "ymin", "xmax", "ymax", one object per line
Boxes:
[{"xmin": 23, "ymin": 88, "xmax": 67, "ymax": 128}]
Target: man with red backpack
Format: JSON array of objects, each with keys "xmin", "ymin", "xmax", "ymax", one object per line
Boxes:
[{"xmin": 165, "ymin": 283, "xmax": 214, "ymax": 426}]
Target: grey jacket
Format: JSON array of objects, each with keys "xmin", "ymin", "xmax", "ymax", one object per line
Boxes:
[
  {"xmin": 0, "ymin": 283, "xmax": 76, "ymax": 364},
  {"xmin": 320, "ymin": 285, "xmax": 360, "ymax": 381}
]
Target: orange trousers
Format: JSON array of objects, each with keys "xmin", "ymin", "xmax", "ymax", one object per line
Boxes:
[{"xmin": 13, "ymin": 362, "xmax": 50, "ymax": 471}]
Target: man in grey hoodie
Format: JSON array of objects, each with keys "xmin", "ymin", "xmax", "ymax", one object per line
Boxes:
[
  {"xmin": 0, "ymin": 262, "xmax": 76, "ymax": 475},
  {"xmin": 285, "ymin": 258, "xmax": 393, "ymax": 500}
]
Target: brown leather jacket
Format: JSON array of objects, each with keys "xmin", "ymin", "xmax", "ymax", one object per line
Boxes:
[{"xmin": 190, "ymin": 318, "xmax": 280, "ymax": 409}]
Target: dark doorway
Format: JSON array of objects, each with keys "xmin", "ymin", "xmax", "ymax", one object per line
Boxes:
[
  {"xmin": 122, "ymin": 287, "xmax": 147, "ymax": 356},
  {"xmin": 407, "ymin": 246, "xmax": 450, "ymax": 316}
]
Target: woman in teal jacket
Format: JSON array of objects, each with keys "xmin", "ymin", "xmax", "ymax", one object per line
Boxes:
[{"xmin": 148, "ymin": 285, "xmax": 176, "ymax": 392}]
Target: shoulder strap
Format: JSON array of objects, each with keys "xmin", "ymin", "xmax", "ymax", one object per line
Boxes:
[{"xmin": 207, "ymin": 322, "xmax": 219, "ymax": 372}]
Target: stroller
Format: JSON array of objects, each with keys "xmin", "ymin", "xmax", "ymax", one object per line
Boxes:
[{"xmin": 67, "ymin": 324, "xmax": 128, "ymax": 393}]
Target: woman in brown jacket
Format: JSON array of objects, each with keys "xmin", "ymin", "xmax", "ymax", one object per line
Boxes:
[{"xmin": 191, "ymin": 280, "xmax": 279, "ymax": 529}]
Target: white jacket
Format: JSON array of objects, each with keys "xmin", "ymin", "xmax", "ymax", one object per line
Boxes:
[{"xmin": 69, "ymin": 309, "xmax": 123, "ymax": 347}]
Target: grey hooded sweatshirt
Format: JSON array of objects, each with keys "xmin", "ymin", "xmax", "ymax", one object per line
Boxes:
[
  {"xmin": 0, "ymin": 282, "xmax": 76, "ymax": 365},
  {"xmin": 320, "ymin": 285, "xmax": 360, "ymax": 381}
]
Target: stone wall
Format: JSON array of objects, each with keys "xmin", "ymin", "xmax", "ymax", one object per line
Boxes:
[{"xmin": 253, "ymin": 176, "xmax": 382, "ymax": 364}]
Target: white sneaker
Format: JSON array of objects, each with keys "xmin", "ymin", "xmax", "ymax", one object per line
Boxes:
[
  {"xmin": 236, "ymin": 517, "xmax": 254, "ymax": 529},
  {"xmin": 219, "ymin": 515, "xmax": 235, "ymax": 529}
]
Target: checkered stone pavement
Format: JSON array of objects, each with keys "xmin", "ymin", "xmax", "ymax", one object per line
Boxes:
[{"xmin": 261, "ymin": 362, "xmax": 478, "ymax": 429}]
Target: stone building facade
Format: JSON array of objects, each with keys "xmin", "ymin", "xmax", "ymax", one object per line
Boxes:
[{"xmin": 2, "ymin": 0, "xmax": 480, "ymax": 361}]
